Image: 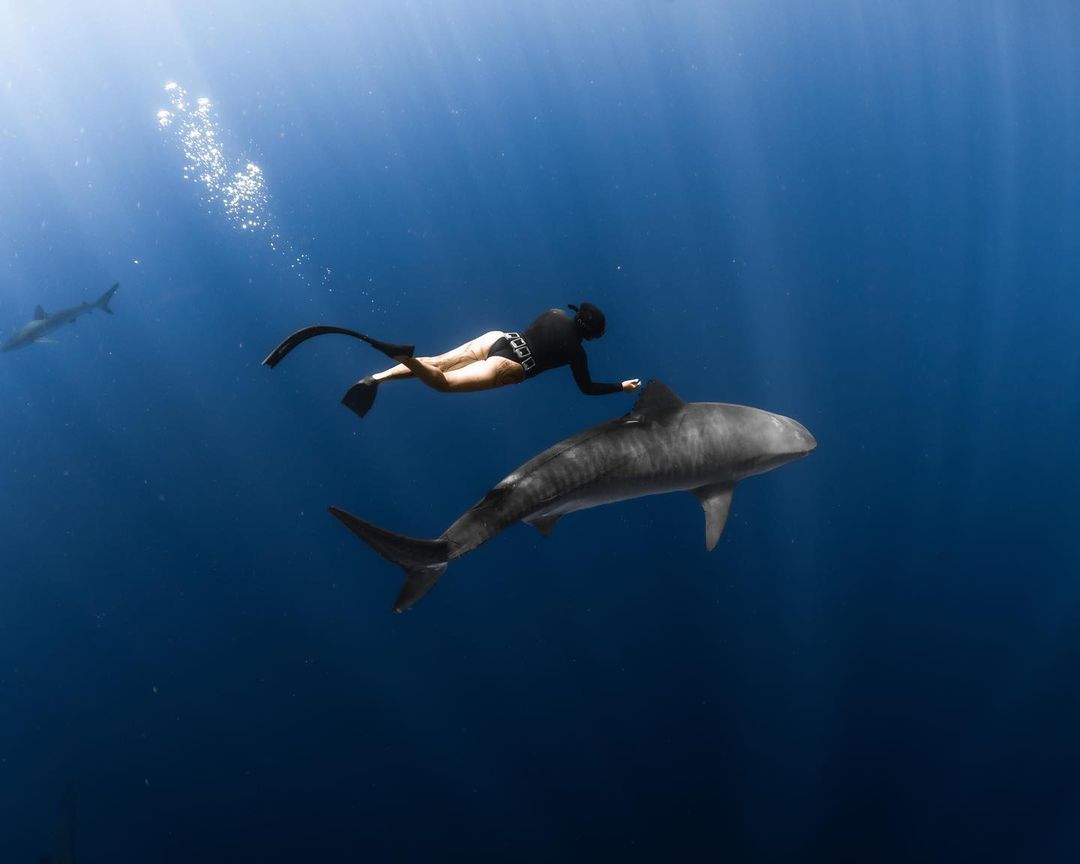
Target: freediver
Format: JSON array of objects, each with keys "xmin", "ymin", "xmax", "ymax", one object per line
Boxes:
[{"xmin": 264, "ymin": 303, "xmax": 642, "ymax": 417}]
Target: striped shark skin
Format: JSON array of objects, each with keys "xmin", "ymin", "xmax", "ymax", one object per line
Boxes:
[{"xmin": 330, "ymin": 380, "xmax": 816, "ymax": 612}]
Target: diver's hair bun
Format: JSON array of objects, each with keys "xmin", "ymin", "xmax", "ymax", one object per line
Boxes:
[{"xmin": 569, "ymin": 301, "xmax": 606, "ymax": 338}]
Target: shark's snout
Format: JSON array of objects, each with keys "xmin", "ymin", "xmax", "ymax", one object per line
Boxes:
[{"xmin": 789, "ymin": 419, "xmax": 817, "ymax": 454}]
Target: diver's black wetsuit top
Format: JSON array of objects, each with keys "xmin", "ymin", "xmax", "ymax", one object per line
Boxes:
[{"xmin": 488, "ymin": 308, "xmax": 622, "ymax": 395}]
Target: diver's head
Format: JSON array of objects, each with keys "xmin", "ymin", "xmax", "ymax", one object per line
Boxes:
[{"xmin": 568, "ymin": 302, "xmax": 606, "ymax": 340}]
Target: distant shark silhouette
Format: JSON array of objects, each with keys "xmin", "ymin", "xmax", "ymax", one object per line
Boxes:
[
  {"xmin": 330, "ymin": 380, "xmax": 817, "ymax": 612},
  {"xmin": 3, "ymin": 283, "xmax": 118, "ymax": 352}
]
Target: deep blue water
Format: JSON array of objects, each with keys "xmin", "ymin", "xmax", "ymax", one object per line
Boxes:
[{"xmin": 2, "ymin": 2, "xmax": 1080, "ymax": 861}]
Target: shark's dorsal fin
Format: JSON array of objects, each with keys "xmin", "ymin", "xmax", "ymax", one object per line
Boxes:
[
  {"xmin": 525, "ymin": 513, "xmax": 562, "ymax": 537},
  {"xmin": 692, "ymin": 483, "xmax": 735, "ymax": 551},
  {"xmin": 631, "ymin": 380, "xmax": 685, "ymax": 417},
  {"xmin": 33, "ymin": 305, "xmax": 46, "ymax": 320}
]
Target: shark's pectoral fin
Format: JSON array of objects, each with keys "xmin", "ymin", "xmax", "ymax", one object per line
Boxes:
[
  {"xmin": 692, "ymin": 483, "xmax": 735, "ymax": 551},
  {"xmin": 525, "ymin": 513, "xmax": 562, "ymax": 538}
]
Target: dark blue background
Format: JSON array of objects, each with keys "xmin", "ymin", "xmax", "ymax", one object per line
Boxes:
[{"xmin": 2, "ymin": 2, "xmax": 1078, "ymax": 861}]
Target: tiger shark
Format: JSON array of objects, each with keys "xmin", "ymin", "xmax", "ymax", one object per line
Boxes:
[
  {"xmin": 329, "ymin": 380, "xmax": 816, "ymax": 612},
  {"xmin": 2, "ymin": 283, "xmax": 118, "ymax": 352}
]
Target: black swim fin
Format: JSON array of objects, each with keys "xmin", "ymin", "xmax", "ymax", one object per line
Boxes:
[
  {"xmin": 361, "ymin": 335, "xmax": 414, "ymax": 361},
  {"xmin": 342, "ymin": 376, "xmax": 379, "ymax": 418},
  {"xmin": 262, "ymin": 324, "xmax": 414, "ymax": 368}
]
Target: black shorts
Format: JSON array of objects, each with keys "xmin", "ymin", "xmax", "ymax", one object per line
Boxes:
[{"xmin": 488, "ymin": 332, "xmax": 537, "ymax": 376}]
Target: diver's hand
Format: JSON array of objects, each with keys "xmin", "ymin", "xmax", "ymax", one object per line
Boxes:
[{"xmin": 622, "ymin": 378, "xmax": 642, "ymax": 392}]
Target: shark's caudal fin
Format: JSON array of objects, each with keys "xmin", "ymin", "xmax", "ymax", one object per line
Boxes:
[
  {"xmin": 262, "ymin": 324, "xmax": 414, "ymax": 368},
  {"xmin": 328, "ymin": 506, "xmax": 450, "ymax": 613},
  {"xmin": 95, "ymin": 283, "xmax": 119, "ymax": 315}
]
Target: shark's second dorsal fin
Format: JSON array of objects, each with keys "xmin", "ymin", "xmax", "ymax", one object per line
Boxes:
[
  {"xmin": 33, "ymin": 305, "xmax": 46, "ymax": 320},
  {"xmin": 631, "ymin": 380, "xmax": 685, "ymax": 417}
]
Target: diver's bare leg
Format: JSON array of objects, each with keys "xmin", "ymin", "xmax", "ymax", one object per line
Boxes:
[
  {"xmin": 342, "ymin": 335, "xmax": 518, "ymax": 417},
  {"xmin": 370, "ymin": 361, "xmax": 413, "ymax": 383},
  {"xmin": 369, "ymin": 331, "xmax": 504, "ymax": 384},
  {"xmin": 399, "ymin": 355, "xmax": 524, "ymax": 392}
]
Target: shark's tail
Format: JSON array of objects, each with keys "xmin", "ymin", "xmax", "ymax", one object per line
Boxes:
[
  {"xmin": 95, "ymin": 283, "xmax": 119, "ymax": 315},
  {"xmin": 329, "ymin": 506, "xmax": 450, "ymax": 613}
]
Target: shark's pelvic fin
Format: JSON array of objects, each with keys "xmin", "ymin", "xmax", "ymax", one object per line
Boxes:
[
  {"xmin": 525, "ymin": 513, "xmax": 562, "ymax": 537},
  {"xmin": 328, "ymin": 506, "xmax": 450, "ymax": 612},
  {"xmin": 33, "ymin": 305, "xmax": 46, "ymax": 320},
  {"xmin": 693, "ymin": 483, "xmax": 735, "ymax": 551},
  {"xmin": 631, "ymin": 380, "xmax": 686, "ymax": 417}
]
